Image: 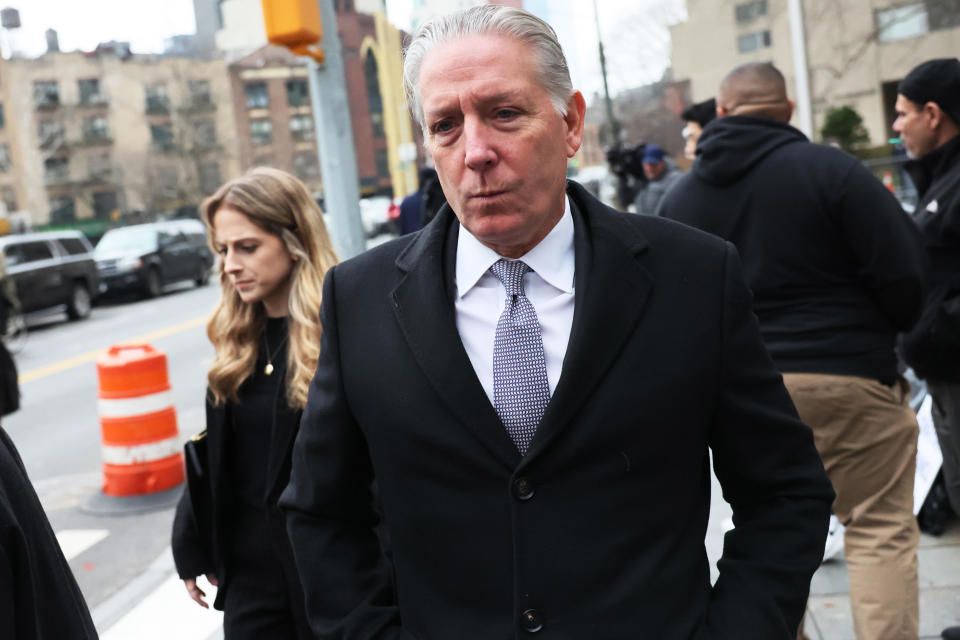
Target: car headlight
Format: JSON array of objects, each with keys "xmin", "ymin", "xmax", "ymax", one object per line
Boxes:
[{"xmin": 117, "ymin": 256, "xmax": 142, "ymax": 271}]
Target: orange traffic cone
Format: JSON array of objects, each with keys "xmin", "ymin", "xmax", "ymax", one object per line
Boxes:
[{"xmin": 96, "ymin": 344, "xmax": 184, "ymax": 496}]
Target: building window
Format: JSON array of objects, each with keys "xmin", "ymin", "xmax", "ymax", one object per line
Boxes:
[
  {"xmin": 293, "ymin": 152, "xmax": 319, "ymax": 180},
  {"xmin": 1, "ymin": 186, "xmax": 16, "ymax": 213},
  {"xmin": 738, "ymin": 30, "xmax": 772, "ymax": 53},
  {"xmin": 145, "ymin": 83, "xmax": 170, "ymax": 113},
  {"xmin": 44, "ymin": 156, "xmax": 70, "ymax": 183},
  {"xmin": 33, "ymin": 81, "xmax": 59, "ymax": 108},
  {"xmin": 189, "ymin": 80, "xmax": 213, "ymax": 109},
  {"xmin": 876, "ymin": 4, "xmax": 929, "ymax": 41},
  {"xmin": 365, "ymin": 52, "xmax": 385, "ymax": 138},
  {"xmin": 192, "ymin": 119, "xmax": 217, "ymax": 148},
  {"xmin": 375, "ymin": 148, "xmax": 389, "ymax": 180},
  {"xmin": 198, "ymin": 162, "xmax": 222, "ymax": 194},
  {"xmin": 928, "ymin": 0, "xmax": 960, "ymax": 30},
  {"xmin": 83, "ymin": 115, "xmax": 110, "ymax": 142},
  {"xmin": 152, "ymin": 166, "xmax": 179, "ymax": 198},
  {"xmin": 93, "ymin": 191, "xmax": 118, "ymax": 220},
  {"xmin": 88, "ymin": 153, "xmax": 112, "ymax": 181},
  {"xmin": 150, "ymin": 123, "xmax": 175, "ymax": 151},
  {"xmin": 49, "ymin": 197, "xmax": 76, "ymax": 224},
  {"xmin": 250, "ymin": 119, "xmax": 272, "ymax": 145},
  {"xmin": 287, "ymin": 80, "xmax": 309, "ymax": 107},
  {"xmin": 290, "ymin": 114, "xmax": 314, "ymax": 141},
  {"xmin": 38, "ymin": 120, "xmax": 65, "ymax": 146},
  {"xmin": 0, "ymin": 103, "xmax": 5, "ymax": 129},
  {"xmin": 78, "ymin": 78, "xmax": 105, "ymax": 105},
  {"xmin": 735, "ymin": 0, "xmax": 767, "ymax": 23},
  {"xmin": 245, "ymin": 82, "xmax": 269, "ymax": 109},
  {"xmin": 252, "ymin": 155, "xmax": 275, "ymax": 168},
  {"xmin": 0, "ymin": 144, "xmax": 10, "ymax": 172}
]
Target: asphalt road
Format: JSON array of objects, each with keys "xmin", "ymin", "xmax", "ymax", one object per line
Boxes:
[
  {"xmin": 9, "ymin": 280, "xmax": 220, "ymax": 481},
  {"xmin": 5, "ymin": 280, "xmax": 223, "ymax": 627}
]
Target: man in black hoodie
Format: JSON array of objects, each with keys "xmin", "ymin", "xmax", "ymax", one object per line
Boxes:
[
  {"xmin": 893, "ymin": 58, "xmax": 960, "ymax": 640},
  {"xmin": 659, "ymin": 62, "xmax": 928, "ymax": 640}
]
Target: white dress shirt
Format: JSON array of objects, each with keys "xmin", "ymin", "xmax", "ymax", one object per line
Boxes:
[{"xmin": 455, "ymin": 199, "xmax": 576, "ymax": 405}]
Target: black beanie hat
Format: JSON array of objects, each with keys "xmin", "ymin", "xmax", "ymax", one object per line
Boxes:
[{"xmin": 898, "ymin": 58, "xmax": 960, "ymax": 127}]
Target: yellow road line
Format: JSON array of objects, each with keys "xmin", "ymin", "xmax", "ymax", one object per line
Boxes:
[{"xmin": 18, "ymin": 315, "xmax": 210, "ymax": 384}]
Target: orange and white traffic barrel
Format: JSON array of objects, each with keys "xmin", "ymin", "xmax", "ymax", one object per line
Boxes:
[
  {"xmin": 96, "ymin": 344, "xmax": 184, "ymax": 496},
  {"xmin": 882, "ymin": 170, "xmax": 895, "ymax": 193}
]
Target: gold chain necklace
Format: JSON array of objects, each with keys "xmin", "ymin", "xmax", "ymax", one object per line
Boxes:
[{"xmin": 262, "ymin": 329, "xmax": 288, "ymax": 376}]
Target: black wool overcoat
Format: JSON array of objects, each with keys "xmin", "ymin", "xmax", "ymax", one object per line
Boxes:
[{"xmin": 281, "ymin": 181, "xmax": 835, "ymax": 640}]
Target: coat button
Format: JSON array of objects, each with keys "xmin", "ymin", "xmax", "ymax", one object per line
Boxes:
[
  {"xmin": 520, "ymin": 608, "xmax": 543, "ymax": 633},
  {"xmin": 513, "ymin": 477, "xmax": 534, "ymax": 501}
]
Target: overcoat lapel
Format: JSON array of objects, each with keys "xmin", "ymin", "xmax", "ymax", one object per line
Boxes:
[
  {"xmin": 522, "ymin": 183, "xmax": 654, "ymax": 464},
  {"xmin": 391, "ymin": 207, "xmax": 522, "ymax": 470}
]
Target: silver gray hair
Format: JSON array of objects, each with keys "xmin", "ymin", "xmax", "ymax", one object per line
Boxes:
[{"xmin": 402, "ymin": 5, "xmax": 573, "ymax": 129}]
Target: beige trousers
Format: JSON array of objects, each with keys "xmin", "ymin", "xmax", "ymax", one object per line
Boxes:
[{"xmin": 785, "ymin": 373, "xmax": 919, "ymax": 640}]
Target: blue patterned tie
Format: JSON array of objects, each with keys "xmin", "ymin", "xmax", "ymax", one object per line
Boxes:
[{"xmin": 490, "ymin": 259, "xmax": 550, "ymax": 454}]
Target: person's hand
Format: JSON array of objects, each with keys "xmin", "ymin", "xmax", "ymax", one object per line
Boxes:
[{"xmin": 183, "ymin": 573, "xmax": 218, "ymax": 608}]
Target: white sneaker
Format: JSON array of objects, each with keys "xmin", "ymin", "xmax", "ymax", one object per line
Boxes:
[{"xmin": 822, "ymin": 515, "xmax": 845, "ymax": 563}]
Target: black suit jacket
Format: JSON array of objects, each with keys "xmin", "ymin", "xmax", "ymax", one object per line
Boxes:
[{"xmin": 280, "ymin": 181, "xmax": 834, "ymax": 639}]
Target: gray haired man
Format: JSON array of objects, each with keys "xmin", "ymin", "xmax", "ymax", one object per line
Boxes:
[{"xmin": 281, "ymin": 7, "xmax": 833, "ymax": 639}]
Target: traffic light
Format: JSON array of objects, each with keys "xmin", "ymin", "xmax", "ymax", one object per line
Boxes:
[{"xmin": 262, "ymin": 0, "xmax": 324, "ymax": 62}]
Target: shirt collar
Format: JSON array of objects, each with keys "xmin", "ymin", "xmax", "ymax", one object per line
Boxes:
[{"xmin": 456, "ymin": 196, "xmax": 575, "ymax": 298}]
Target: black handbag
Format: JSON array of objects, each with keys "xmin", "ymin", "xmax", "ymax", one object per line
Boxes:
[{"xmin": 183, "ymin": 430, "xmax": 214, "ymax": 545}]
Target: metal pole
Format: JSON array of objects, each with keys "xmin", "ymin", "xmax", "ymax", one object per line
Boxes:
[
  {"xmin": 787, "ymin": 0, "xmax": 814, "ymax": 138},
  {"xmin": 592, "ymin": 0, "xmax": 620, "ymax": 144},
  {"xmin": 307, "ymin": 0, "xmax": 366, "ymax": 259}
]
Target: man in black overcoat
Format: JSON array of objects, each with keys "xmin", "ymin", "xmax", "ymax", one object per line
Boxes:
[
  {"xmin": 0, "ymin": 339, "xmax": 98, "ymax": 639},
  {"xmin": 280, "ymin": 6, "xmax": 834, "ymax": 639}
]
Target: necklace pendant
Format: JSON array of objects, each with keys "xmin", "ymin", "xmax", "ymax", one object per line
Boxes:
[{"xmin": 264, "ymin": 362, "xmax": 274, "ymax": 375}]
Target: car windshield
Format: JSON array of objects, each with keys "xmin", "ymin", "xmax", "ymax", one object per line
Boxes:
[{"xmin": 95, "ymin": 228, "xmax": 158, "ymax": 254}]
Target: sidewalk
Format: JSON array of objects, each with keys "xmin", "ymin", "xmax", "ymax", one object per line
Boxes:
[{"xmin": 705, "ymin": 466, "xmax": 960, "ymax": 640}]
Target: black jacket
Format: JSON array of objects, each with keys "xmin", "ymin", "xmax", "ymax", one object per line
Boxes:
[
  {"xmin": 659, "ymin": 116, "xmax": 927, "ymax": 384},
  {"xmin": 171, "ymin": 387, "xmax": 303, "ymax": 610},
  {"xmin": 900, "ymin": 134, "xmax": 960, "ymax": 381},
  {"xmin": 280, "ymin": 181, "xmax": 834, "ymax": 640},
  {"xmin": 0, "ymin": 426, "xmax": 97, "ymax": 639}
]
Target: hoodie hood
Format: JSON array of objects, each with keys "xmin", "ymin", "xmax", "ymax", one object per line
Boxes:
[{"xmin": 694, "ymin": 115, "xmax": 807, "ymax": 186}]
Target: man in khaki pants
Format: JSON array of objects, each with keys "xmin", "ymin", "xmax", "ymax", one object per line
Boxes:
[{"xmin": 660, "ymin": 62, "xmax": 929, "ymax": 639}]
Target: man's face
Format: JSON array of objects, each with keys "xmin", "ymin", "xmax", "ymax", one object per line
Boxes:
[
  {"xmin": 893, "ymin": 94, "xmax": 938, "ymax": 158},
  {"xmin": 683, "ymin": 122, "xmax": 703, "ymax": 160},
  {"xmin": 418, "ymin": 34, "xmax": 584, "ymax": 257},
  {"xmin": 643, "ymin": 160, "xmax": 666, "ymax": 181}
]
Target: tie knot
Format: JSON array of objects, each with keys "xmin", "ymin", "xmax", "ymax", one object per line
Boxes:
[{"xmin": 490, "ymin": 259, "xmax": 530, "ymax": 297}]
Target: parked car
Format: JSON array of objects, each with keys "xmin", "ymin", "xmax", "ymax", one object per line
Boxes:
[
  {"xmin": 95, "ymin": 220, "xmax": 213, "ymax": 298},
  {"xmin": 359, "ymin": 196, "xmax": 401, "ymax": 247},
  {"xmin": 0, "ymin": 230, "xmax": 100, "ymax": 320}
]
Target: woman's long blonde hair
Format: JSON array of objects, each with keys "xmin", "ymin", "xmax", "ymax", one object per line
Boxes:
[{"xmin": 202, "ymin": 167, "xmax": 338, "ymax": 409}]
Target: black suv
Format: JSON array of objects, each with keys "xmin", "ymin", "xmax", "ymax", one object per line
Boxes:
[
  {"xmin": 0, "ymin": 231, "xmax": 100, "ymax": 320},
  {"xmin": 95, "ymin": 220, "xmax": 213, "ymax": 298}
]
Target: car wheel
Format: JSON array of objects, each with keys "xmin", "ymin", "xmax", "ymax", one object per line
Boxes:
[
  {"xmin": 66, "ymin": 282, "xmax": 92, "ymax": 320},
  {"xmin": 144, "ymin": 268, "xmax": 162, "ymax": 298},
  {"xmin": 195, "ymin": 262, "xmax": 210, "ymax": 286}
]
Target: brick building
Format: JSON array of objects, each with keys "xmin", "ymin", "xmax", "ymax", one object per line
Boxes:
[{"xmin": 0, "ymin": 48, "xmax": 240, "ymax": 228}]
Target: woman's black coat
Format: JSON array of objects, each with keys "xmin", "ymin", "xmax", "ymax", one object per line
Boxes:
[{"xmin": 171, "ymin": 391, "xmax": 302, "ymax": 610}]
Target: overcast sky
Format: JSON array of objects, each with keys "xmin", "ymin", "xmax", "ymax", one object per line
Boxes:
[{"xmin": 5, "ymin": 0, "xmax": 683, "ymax": 101}]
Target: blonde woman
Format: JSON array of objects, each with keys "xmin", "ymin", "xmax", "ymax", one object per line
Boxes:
[{"xmin": 172, "ymin": 168, "xmax": 337, "ymax": 639}]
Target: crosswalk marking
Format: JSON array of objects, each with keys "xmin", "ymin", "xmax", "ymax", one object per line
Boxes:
[
  {"xmin": 56, "ymin": 529, "xmax": 109, "ymax": 561},
  {"xmin": 101, "ymin": 573, "xmax": 223, "ymax": 640}
]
